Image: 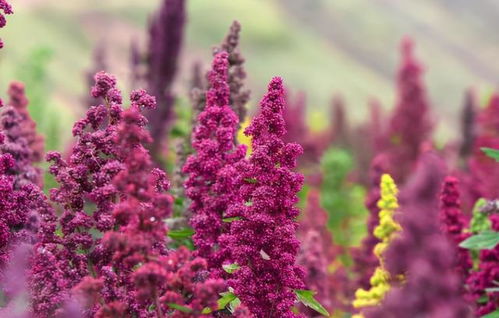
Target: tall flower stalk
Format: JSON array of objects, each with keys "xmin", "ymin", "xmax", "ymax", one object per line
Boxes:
[
  {"xmin": 439, "ymin": 176, "xmax": 472, "ymax": 279},
  {"xmin": 183, "ymin": 51, "xmax": 246, "ymax": 274},
  {"xmin": 145, "ymin": 0, "xmax": 186, "ymax": 161},
  {"xmin": 352, "ymin": 174, "xmax": 402, "ymax": 316},
  {"xmin": 220, "ymin": 77, "xmax": 305, "ymax": 317},
  {"xmin": 385, "ymin": 38, "xmax": 432, "ymax": 183}
]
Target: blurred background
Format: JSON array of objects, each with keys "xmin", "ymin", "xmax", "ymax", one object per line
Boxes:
[{"xmin": 1, "ymin": 0, "xmax": 499, "ymax": 151}]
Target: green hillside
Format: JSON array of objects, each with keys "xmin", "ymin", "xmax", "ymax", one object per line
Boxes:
[{"xmin": 0, "ymin": 0, "xmax": 498, "ymax": 150}]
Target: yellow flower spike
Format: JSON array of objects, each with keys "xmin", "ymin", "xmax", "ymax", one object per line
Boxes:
[{"xmin": 352, "ymin": 174, "xmax": 403, "ymax": 313}]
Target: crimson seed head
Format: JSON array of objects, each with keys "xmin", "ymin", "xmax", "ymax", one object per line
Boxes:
[
  {"xmin": 219, "ymin": 77, "xmax": 305, "ymax": 317},
  {"xmin": 183, "ymin": 51, "xmax": 246, "ymax": 275}
]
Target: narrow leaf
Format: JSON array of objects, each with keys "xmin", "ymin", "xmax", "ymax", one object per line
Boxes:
[
  {"xmin": 459, "ymin": 231, "xmax": 499, "ymax": 250},
  {"xmin": 223, "ymin": 263, "xmax": 240, "ymax": 274},
  {"xmin": 294, "ymin": 289, "xmax": 329, "ymax": 316},
  {"xmin": 481, "ymin": 147, "xmax": 499, "ymax": 162},
  {"xmin": 244, "ymin": 178, "xmax": 258, "ymax": 184},
  {"xmin": 228, "ymin": 297, "xmax": 241, "ymax": 313},
  {"xmin": 222, "ymin": 217, "xmax": 241, "ymax": 223},
  {"xmin": 218, "ymin": 292, "xmax": 237, "ymax": 310},
  {"xmin": 167, "ymin": 303, "xmax": 192, "ymax": 313},
  {"xmin": 167, "ymin": 227, "xmax": 195, "ymax": 240},
  {"xmin": 201, "ymin": 307, "xmax": 212, "ymax": 314}
]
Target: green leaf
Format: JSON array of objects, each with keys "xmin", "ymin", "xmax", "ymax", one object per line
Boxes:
[
  {"xmin": 222, "ymin": 263, "xmax": 240, "ymax": 274},
  {"xmin": 244, "ymin": 178, "xmax": 258, "ymax": 184},
  {"xmin": 167, "ymin": 303, "xmax": 192, "ymax": 313},
  {"xmin": 459, "ymin": 231, "xmax": 499, "ymax": 250},
  {"xmin": 482, "ymin": 310, "xmax": 499, "ymax": 318},
  {"xmin": 218, "ymin": 291, "xmax": 237, "ymax": 310},
  {"xmin": 222, "ymin": 217, "xmax": 241, "ymax": 223},
  {"xmin": 481, "ymin": 147, "xmax": 499, "ymax": 162},
  {"xmin": 294, "ymin": 289, "xmax": 329, "ymax": 317},
  {"xmin": 201, "ymin": 307, "xmax": 212, "ymax": 314},
  {"xmin": 228, "ymin": 296, "xmax": 241, "ymax": 313},
  {"xmin": 167, "ymin": 228, "xmax": 195, "ymax": 240},
  {"xmin": 478, "ymin": 294, "xmax": 489, "ymax": 304}
]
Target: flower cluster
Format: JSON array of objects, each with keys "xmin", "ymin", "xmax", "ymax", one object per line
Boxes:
[
  {"xmin": 353, "ymin": 174, "xmax": 402, "ymax": 314},
  {"xmin": 1, "ymin": 82, "xmax": 44, "ymax": 188},
  {"xmin": 297, "ymin": 190, "xmax": 335, "ymax": 314},
  {"xmin": 352, "ymin": 154, "xmax": 388, "ymax": 290},
  {"xmin": 0, "ymin": 0, "xmax": 12, "ymax": 49},
  {"xmin": 439, "ymin": 176, "xmax": 472, "ymax": 278},
  {"xmin": 385, "ymin": 38, "xmax": 433, "ymax": 183},
  {"xmin": 183, "ymin": 52, "xmax": 246, "ymax": 274},
  {"xmin": 29, "ymin": 72, "xmax": 126, "ymax": 316},
  {"xmin": 146, "ymin": 0, "xmax": 186, "ymax": 160},
  {"xmin": 214, "ymin": 20, "xmax": 250, "ymax": 126},
  {"xmin": 220, "ymin": 77, "xmax": 305, "ymax": 317}
]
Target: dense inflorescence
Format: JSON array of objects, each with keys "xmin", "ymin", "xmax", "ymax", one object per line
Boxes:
[
  {"xmin": 0, "ymin": 82, "xmax": 44, "ymax": 188},
  {"xmin": 385, "ymin": 38, "xmax": 433, "ymax": 183},
  {"xmin": 3, "ymin": 6, "xmax": 499, "ymax": 318},
  {"xmin": 352, "ymin": 154, "xmax": 388, "ymax": 290},
  {"xmin": 29, "ymin": 72, "xmax": 127, "ymax": 316},
  {"xmin": 220, "ymin": 77, "xmax": 305, "ymax": 317},
  {"xmin": 146, "ymin": 0, "xmax": 186, "ymax": 161},
  {"xmin": 439, "ymin": 176, "xmax": 472, "ymax": 279},
  {"xmin": 353, "ymin": 174, "xmax": 402, "ymax": 315},
  {"xmin": 298, "ymin": 190, "xmax": 335, "ymax": 314},
  {"xmin": 183, "ymin": 52, "xmax": 246, "ymax": 274},
  {"xmin": 214, "ymin": 20, "xmax": 250, "ymax": 126},
  {"xmin": 73, "ymin": 91, "xmax": 224, "ymax": 317},
  {"xmin": 0, "ymin": 0, "xmax": 13, "ymax": 49}
]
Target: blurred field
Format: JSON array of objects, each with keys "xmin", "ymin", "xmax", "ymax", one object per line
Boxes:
[{"xmin": 1, "ymin": 0, "xmax": 499, "ymax": 150}]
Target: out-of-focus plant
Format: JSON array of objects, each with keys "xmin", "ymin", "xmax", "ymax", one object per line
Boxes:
[
  {"xmin": 0, "ymin": 0, "xmax": 13, "ymax": 50},
  {"xmin": 383, "ymin": 38, "xmax": 433, "ymax": 184},
  {"xmin": 320, "ymin": 147, "xmax": 368, "ymax": 251}
]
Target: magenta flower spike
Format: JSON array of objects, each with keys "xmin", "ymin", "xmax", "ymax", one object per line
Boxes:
[
  {"xmin": 145, "ymin": 0, "xmax": 186, "ymax": 161},
  {"xmin": 220, "ymin": 77, "xmax": 306, "ymax": 317},
  {"xmin": 385, "ymin": 38, "xmax": 433, "ymax": 183},
  {"xmin": 183, "ymin": 51, "xmax": 246, "ymax": 274},
  {"xmin": 439, "ymin": 176, "xmax": 472, "ymax": 278}
]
